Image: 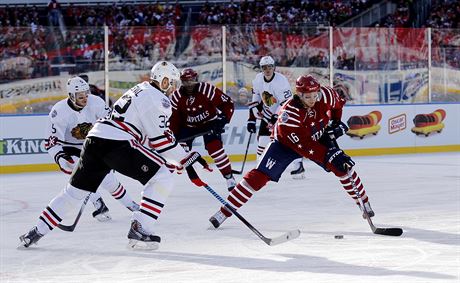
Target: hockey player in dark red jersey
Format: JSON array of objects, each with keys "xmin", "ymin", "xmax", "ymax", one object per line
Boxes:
[
  {"xmin": 209, "ymin": 74, "xmax": 375, "ymax": 228},
  {"xmin": 169, "ymin": 68, "xmax": 237, "ymax": 191}
]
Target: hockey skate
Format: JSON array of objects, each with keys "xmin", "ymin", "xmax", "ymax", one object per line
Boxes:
[
  {"xmin": 127, "ymin": 201, "xmax": 140, "ymax": 212},
  {"xmin": 359, "ymin": 201, "xmax": 375, "ymax": 219},
  {"xmin": 92, "ymin": 198, "xmax": 112, "ymax": 222},
  {"xmin": 209, "ymin": 210, "xmax": 228, "ymax": 229},
  {"xmin": 18, "ymin": 227, "xmax": 43, "ymax": 248},
  {"xmin": 127, "ymin": 220, "xmax": 161, "ymax": 250},
  {"xmin": 290, "ymin": 162, "xmax": 305, "ymax": 179},
  {"xmin": 225, "ymin": 175, "xmax": 237, "ymax": 191}
]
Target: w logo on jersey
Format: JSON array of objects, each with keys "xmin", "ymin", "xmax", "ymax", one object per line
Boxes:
[{"xmin": 265, "ymin": 158, "xmax": 276, "ymax": 169}]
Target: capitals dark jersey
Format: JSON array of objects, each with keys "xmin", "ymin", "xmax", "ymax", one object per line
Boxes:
[
  {"xmin": 273, "ymin": 85, "xmax": 345, "ymax": 161},
  {"xmin": 169, "ymin": 82, "xmax": 234, "ymax": 134}
]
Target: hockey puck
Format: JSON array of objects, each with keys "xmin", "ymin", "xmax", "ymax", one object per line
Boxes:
[{"xmin": 334, "ymin": 235, "xmax": 344, "ymax": 239}]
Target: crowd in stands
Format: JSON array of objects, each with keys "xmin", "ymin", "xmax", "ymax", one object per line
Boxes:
[
  {"xmin": 197, "ymin": 0, "xmax": 378, "ymax": 26},
  {"xmin": 1, "ymin": 0, "xmax": 460, "ymax": 83}
]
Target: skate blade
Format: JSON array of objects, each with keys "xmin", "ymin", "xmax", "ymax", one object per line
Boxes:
[
  {"xmin": 17, "ymin": 237, "xmax": 32, "ymax": 249},
  {"xmin": 127, "ymin": 239, "xmax": 159, "ymax": 251},
  {"xmin": 94, "ymin": 213, "xmax": 112, "ymax": 222},
  {"xmin": 292, "ymin": 173, "xmax": 305, "ymax": 180}
]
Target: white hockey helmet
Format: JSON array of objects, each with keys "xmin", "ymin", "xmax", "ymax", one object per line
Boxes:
[
  {"xmin": 150, "ymin": 61, "xmax": 180, "ymax": 92},
  {"xmin": 259, "ymin": 55, "xmax": 275, "ymax": 68},
  {"xmin": 66, "ymin": 76, "xmax": 90, "ymax": 103}
]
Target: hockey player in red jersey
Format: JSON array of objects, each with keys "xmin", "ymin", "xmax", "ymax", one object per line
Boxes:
[
  {"xmin": 209, "ymin": 74, "xmax": 375, "ymax": 228},
  {"xmin": 169, "ymin": 68, "xmax": 237, "ymax": 191}
]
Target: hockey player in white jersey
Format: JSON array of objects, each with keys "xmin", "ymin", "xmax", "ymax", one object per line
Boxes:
[
  {"xmin": 45, "ymin": 76, "xmax": 139, "ymax": 221},
  {"xmin": 19, "ymin": 62, "xmax": 210, "ymax": 250},
  {"xmin": 247, "ymin": 55, "xmax": 304, "ymax": 177}
]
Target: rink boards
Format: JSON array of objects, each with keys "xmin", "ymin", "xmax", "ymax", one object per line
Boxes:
[{"xmin": 1, "ymin": 103, "xmax": 459, "ymax": 174}]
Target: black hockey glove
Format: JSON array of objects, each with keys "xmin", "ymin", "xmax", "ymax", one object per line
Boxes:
[
  {"xmin": 327, "ymin": 121, "xmax": 349, "ymax": 139},
  {"xmin": 247, "ymin": 120, "xmax": 256, "ymax": 133},
  {"xmin": 55, "ymin": 151, "xmax": 75, "ymax": 175},
  {"xmin": 211, "ymin": 113, "xmax": 228, "ymax": 135},
  {"xmin": 180, "ymin": 152, "xmax": 213, "ymax": 187},
  {"xmin": 269, "ymin": 114, "xmax": 278, "ymax": 125},
  {"xmin": 325, "ymin": 148, "xmax": 355, "ymax": 174},
  {"xmin": 179, "ymin": 151, "xmax": 212, "ymax": 172}
]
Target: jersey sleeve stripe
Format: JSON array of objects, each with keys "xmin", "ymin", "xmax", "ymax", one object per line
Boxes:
[
  {"xmin": 129, "ymin": 140, "xmax": 165, "ymax": 166},
  {"xmin": 148, "ymin": 135, "xmax": 178, "ymax": 153},
  {"xmin": 278, "ymin": 122, "xmax": 300, "ymax": 128},
  {"xmin": 209, "ymin": 85, "xmax": 216, "ymax": 101},
  {"xmin": 100, "ymin": 120, "xmax": 143, "ymax": 142},
  {"xmin": 287, "ymin": 116, "xmax": 301, "ymax": 123},
  {"xmin": 284, "ymin": 109, "xmax": 300, "ymax": 117}
]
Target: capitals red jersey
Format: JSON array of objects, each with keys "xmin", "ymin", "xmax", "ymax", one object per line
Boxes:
[
  {"xmin": 169, "ymin": 82, "xmax": 234, "ymax": 134},
  {"xmin": 274, "ymin": 85, "xmax": 345, "ymax": 161}
]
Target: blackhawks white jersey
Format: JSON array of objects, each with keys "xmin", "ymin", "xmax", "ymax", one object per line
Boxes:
[
  {"xmin": 251, "ymin": 72, "xmax": 292, "ymax": 123},
  {"xmin": 45, "ymin": 95, "xmax": 109, "ymax": 161},
  {"xmin": 88, "ymin": 81, "xmax": 188, "ymax": 165}
]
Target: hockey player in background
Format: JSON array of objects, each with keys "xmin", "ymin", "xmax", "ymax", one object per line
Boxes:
[
  {"xmin": 45, "ymin": 76, "xmax": 139, "ymax": 221},
  {"xmin": 209, "ymin": 74, "xmax": 374, "ymax": 228},
  {"xmin": 20, "ymin": 62, "xmax": 210, "ymax": 250},
  {"xmin": 247, "ymin": 55, "xmax": 304, "ymax": 178},
  {"xmin": 169, "ymin": 68, "xmax": 237, "ymax": 191}
]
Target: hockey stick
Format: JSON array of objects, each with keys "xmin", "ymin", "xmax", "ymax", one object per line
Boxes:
[
  {"xmin": 191, "ymin": 178, "xmax": 300, "ymax": 246},
  {"xmin": 346, "ymin": 169, "xmax": 403, "ymax": 236},
  {"xmin": 231, "ymin": 132, "xmax": 253, "ymax": 175},
  {"xmin": 177, "ymin": 130, "xmax": 212, "ymax": 143},
  {"xmin": 329, "ymin": 136, "xmax": 403, "ymax": 236},
  {"xmin": 57, "ymin": 194, "xmax": 91, "ymax": 232}
]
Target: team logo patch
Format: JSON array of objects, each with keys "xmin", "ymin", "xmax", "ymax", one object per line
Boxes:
[
  {"xmin": 71, "ymin": 122, "xmax": 93, "ymax": 140},
  {"xmin": 161, "ymin": 98, "xmax": 171, "ymax": 108},
  {"xmin": 280, "ymin": 112, "xmax": 289, "ymax": 123},
  {"xmin": 51, "ymin": 110, "xmax": 57, "ymax": 118}
]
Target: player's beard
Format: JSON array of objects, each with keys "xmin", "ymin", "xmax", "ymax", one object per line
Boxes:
[{"xmin": 184, "ymin": 84, "xmax": 196, "ymax": 96}]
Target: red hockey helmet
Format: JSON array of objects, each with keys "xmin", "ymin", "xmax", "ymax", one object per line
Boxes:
[
  {"xmin": 295, "ymin": 75, "xmax": 320, "ymax": 93},
  {"xmin": 180, "ymin": 68, "xmax": 198, "ymax": 82}
]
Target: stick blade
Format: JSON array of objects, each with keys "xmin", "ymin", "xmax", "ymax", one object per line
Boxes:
[
  {"xmin": 374, "ymin": 227, "xmax": 403, "ymax": 236},
  {"xmin": 57, "ymin": 223, "xmax": 76, "ymax": 232},
  {"xmin": 267, "ymin": 229, "xmax": 301, "ymax": 246}
]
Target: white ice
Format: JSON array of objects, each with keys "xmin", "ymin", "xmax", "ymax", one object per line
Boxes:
[{"xmin": 1, "ymin": 153, "xmax": 459, "ymax": 283}]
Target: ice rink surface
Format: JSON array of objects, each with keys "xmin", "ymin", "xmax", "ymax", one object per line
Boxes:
[{"xmin": 1, "ymin": 153, "xmax": 459, "ymax": 283}]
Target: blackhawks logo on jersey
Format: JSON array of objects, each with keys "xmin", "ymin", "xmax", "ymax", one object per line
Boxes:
[
  {"xmin": 262, "ymin": 91, "xmax": 277, "ymax": 107},
  {"xmin": 71, "ymin": 122, "xmax": 93, "ymax": 140}
]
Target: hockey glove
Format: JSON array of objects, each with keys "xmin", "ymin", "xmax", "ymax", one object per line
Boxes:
[
  {"xmin": 55, "ymin": 152, "xmax": 75, "ymax": 174},
  {"xmin": 179, "ymin": 152, "xmax": 212, "ymax": 172},
  {"xmin": 269, "ymin": 114, "xmax": 279, "ymax": 125},
  {"xmin": 267, "ymin": 114, "xmax": 278, "ymax": 132},
  {"xmin": 327, "ymin": 121, "xmax": 349, "ymax": 139},
  {"xmin": 180, "ymin": 152, "xmax": 213, "ymax": 186},
  {"xmin": 211, "ymin": 113, "xmax": 228, "ymax": 135},
  {"xmin": 247, "ymin": 120, "xmax": 256, "ymax": 133},
  {"xmin": 325, "ymin": 148, "xmax": 355, "ymax": 174}
]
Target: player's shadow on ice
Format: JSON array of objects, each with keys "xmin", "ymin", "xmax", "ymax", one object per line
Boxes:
[
  {"xmin": 304, "ymin": 226, "xmax": 459, "ymax": 246},
  {"xmin": 138, "ymin": 251, "xmax": 453, "ymax": 280}
]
